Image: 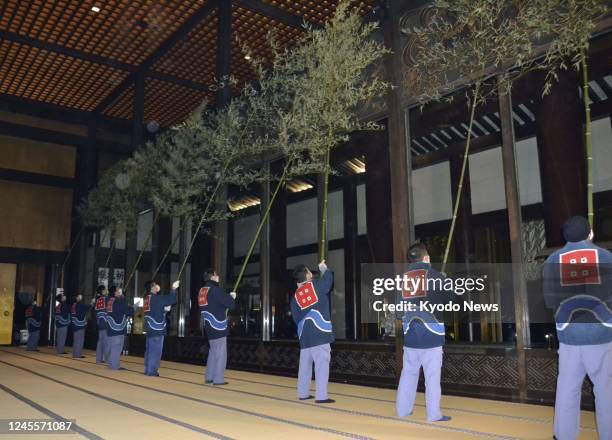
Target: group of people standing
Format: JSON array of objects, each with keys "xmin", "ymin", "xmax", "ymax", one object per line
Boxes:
[
  {"xmin": 21, "ymin": 217, "xmax": 609, "ymax": 439},
  {"xmin": 25, "ymin": 292, "xmax": 91, "ymax": 358}
]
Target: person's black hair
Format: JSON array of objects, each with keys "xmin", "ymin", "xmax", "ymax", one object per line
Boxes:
[
  {"xmin": 293, "ymin": 264, "xmax": 309, "ymax": 283},
  {"xmin": 96, "ymin": 284, "xmax": 106, "ymax": 295},
  {"xmin": 563, "ymin": 216, "xmax": 591, "ymax": 242},
  {"xmin": 144, "ymin": 280, "xmax": 155, "ymax": 294},
  {"xmin": 408, "ymin": 242, "xmax": 428, "ymax": 263},
  {"xmin": 203, "ymin": 268, "xmax": 216, "ymax": 281},
  {"xmin": 56, "ymin": 293, "xmax": 63, "ymax": 301},
  {"xmin": 109, "ymin": 285, "xmax": 118, "ymax": 294}
]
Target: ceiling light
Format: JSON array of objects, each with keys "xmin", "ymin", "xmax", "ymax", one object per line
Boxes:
[
  {"xmin": 244, "ymin": 54, "xmax": 252, "ymax": 60},
  {"xmin": 91, "ymin": 5, "xmax": 101, "ymax": 12}
]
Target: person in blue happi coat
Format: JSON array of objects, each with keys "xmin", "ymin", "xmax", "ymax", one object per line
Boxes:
[
  {"xmin": 93, "ymin": 285, "xmax": 109, "ymax": 363},
  {"xmin": 25, "ymin": 297, "xmax": 46, "ymax": 351},
  {"xmin": 290, "ymin": 260, "xmax": 335, "ymax": 403},
  {"xmin": 396, "ymin": 243, "xmax": 452, "ymax": 422},
  {"xmin": 70, "ymin": 293, "xmax": 91, "ymax": 358},
  {"xmin": 106, "ymin": 286, "xmax": 134, "ymax": 370},
  {"xmin": 54, "ymin": 292, "xmax": 70, "ymax": 354},
  {"xmin": 199, "ymin": 268, "xmax": 236, "ymax": 385},
  {"xmin": 543, "ymin": 216, "xmax": 612, "ymax": 440},
  {"xmin": 143, "ymin": 279, "xmax": 179, "ymax": 376}
]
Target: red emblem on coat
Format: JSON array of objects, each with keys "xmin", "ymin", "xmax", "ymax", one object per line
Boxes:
[
  {"xmin": 106, "ymin": 297, "xmax": 115, "ymax": 312},
  {"xmin": 25, "ymin": 306, "xmax": 33, "ymax": 318},
  {"xmin": 198, "ymin": 287, "xmax": 209, "ymax": 307},
  {"xmin": 294, "ymin": 282, "xmax": 318, "ymax": 310},
  {"xmin": 71, "ymin": 303, "xmax": 77, "ymax": 315},
  {"xmin": 95, "ymin": 297, "xmax": 105, "ymax": 311},
  {"xmin": 560, "ymin": 249, "xmax": 601, "ymax": 286},
  {"xmin": 402, "ymin": 269, "xmax": 428, "ymax": 299},
  {"xmin": 144, "ymin": 295, "xmax": 151, "ymax": 312}
]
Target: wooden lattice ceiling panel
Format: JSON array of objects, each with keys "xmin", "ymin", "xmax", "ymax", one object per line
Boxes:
[
  {"xmin": 259, "ymin": 0, "xmax": 374, "ymax": 27},
  {"xmin": 102, "ymin": 83, "xmax": 135, "ymax": 120},
  {"xmin": 143, "ymin": 78, "xmax": 211, "ymax": 128},
  {"xmin": 0, "ymin": 0, "xmax": 208, "ymax": 65},
  {"xmin": 0, "ymin": 39, "xmax": 129, "ymax": 110},
  {"xmin": 151, "ymin": 8, "xmax": 218, "ymax": 85},
  {"xmin": 231, "ymin": 4, "xmax": 303, "ymax": 89}
]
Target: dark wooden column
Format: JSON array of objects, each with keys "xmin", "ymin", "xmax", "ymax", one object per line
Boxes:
[
  {"xmin": 213, "ymin": 0, "xmax": 232, "ymax": 282},
  {"xmin": 72, "ymin": 118, "xmax": 98, "ymax": 296},
  {"xmin": 536, "ymin": 69, "xmax": 586, "ymax": 247},
  {"xmin": 343, "ymin": 178, "xmax": 358, "ymax": 340},
  {"xmin": 125, "ymin": 73, "xmax": 145, "ymax": 304},
  {"xmin": 498, "ymin": 76, "xmax": 530, "ymax": 402},
  {"xmin": 132, "ymin": 72, "xmax": 145, "ymax": 150},
  {"xmin": 383, "ymin": 0, "xmax": 414, "ymax": 376}
]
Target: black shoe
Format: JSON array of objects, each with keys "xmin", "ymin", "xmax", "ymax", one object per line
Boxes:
[
  {"xmin": 299, "ymin": 395, "xmax": 314, "ymax": 401},
  {"xmin": 315, "ymin": 398, "xmax": 335, "ymax": 404},
  {"xmin": 213, "ymin": 382, "xmax": 229, "ymax": 386},
  {"xmin": 205, "ymin": 380, "xmax": 213, "ymax": 384},
  {"xmin": 79, "ymin": 356, "xmax": 86, "ymax": 358},
  {"xmin": 433, "ymin": 416, "xmax": 452, "ymax": 422}
]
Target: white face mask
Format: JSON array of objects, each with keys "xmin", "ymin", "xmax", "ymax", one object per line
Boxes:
[{"xmin": 211, "ymin": 275, "xmax": 220, "ymax": 283}]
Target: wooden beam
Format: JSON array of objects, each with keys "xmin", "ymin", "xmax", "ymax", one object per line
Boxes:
[
  {"xmin": 0, "ymin": 93, "xmax": 131, "ymax": 133},
  {"xmin": 0, "ymin": 120, "xmax": 131, "ymax": 154},
  {"xmin": 236, "ymin": 0, "xmax": 310, "ymax": 29},
  {"xmin": 96, "ymin": 0, "xmax": 219, "ymax": 113},
  {"xmin": 0, "ymin": 168, "xmax": 74, "ymax": 189},
  {"xmin": 0, "ymin": 30, "xmax": 212, "ymax": 95}
]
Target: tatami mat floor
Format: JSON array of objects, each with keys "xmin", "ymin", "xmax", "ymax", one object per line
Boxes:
[{"xmin": 0, "ymin": 346, "xmax": 597, "ymax": 439}]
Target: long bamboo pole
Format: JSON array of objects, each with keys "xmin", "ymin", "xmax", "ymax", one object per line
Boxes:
[
  {"xmin": 441, "ymin": 82, "xmax": 480, "ymax": 274},
  {"xmin": 319, "ymin": 135, "xmax": 333, "ymax": 261},
  {"xmin": 581, "ymin": 49, "xmax": 593, "ymax": 228},
  {"xmin": 233, "ymin": 163, "xmax": 290, "ymax": 292},
  {"xmin": 176, "ymin": 178, "xmax": 226, "ymax": 279},
  {"xmin": 151, "ymin": 226, "xmax": 182, "ymax": 279},
  {"xmin": 124, "ymin": 211, "xmax": 161, "ymax": 289},
  {"xmin": 79, "ymin": 228, "xmax": 110, "ymax": 293},
  {"xmin": 59, "ymin": 224, "xmax": 86, "ymax": 287}
]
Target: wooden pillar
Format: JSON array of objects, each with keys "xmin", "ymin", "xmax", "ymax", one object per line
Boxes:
[
  {"xmin": 343, "ymin": 178, "xmax": 359, "ymax": 340},
  {"xmin": 536, "ymin": 69, "xmax": 586, "ymax": 247},
  {"xmin": 132, "ymin": 73, "xmax": 145, "ymax": 150},
  {"xmin": 72, "ymin": 118, "xmax": 98, "ymax": 295},
  {"xmin": 383, "ymin": 0, "xmax": 414, "ymax": 377},
  {"xmin": 498, "ymin": 76, "xmax": 530, "ymax": 403},
  {"xmin": 213, "ymin": 0, "xmax": 232, "ymax": 282}
]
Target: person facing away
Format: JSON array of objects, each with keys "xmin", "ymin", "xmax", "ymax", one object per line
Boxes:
[
  {"xmin": 396, "ymin": 242, "xmax": 452, "ymax": 422},
  {"xmin": 198, "ymin": 268, "xmax": 236, "ymax": 385},
  {"xmin": 143, "ymin": 279, "xmax": 179, "ymax": 376},
  {"xmin": 542, "ymin": 216, "xmax": 612, "ymax": 440},
  {"xmin": 290, "ymin": 260, "xmax": 335, "ymax": 404},
  {"xmin": 54, "ymin": 293, "xmax": 70, "ymax": 355},
  {"xmin": 105, "ymin": 286, "xmax": 134, "ymax": 370},
  {"xmin": 25, "ymin": 297, "xmax": 45, "ymax": 352},
  {"xmin": 93, "ymin": 284, "xmax": 109, "ymax": 364},
  {"xmin": 70, "ymin": 293, "xmax": 90, "ymax": 359}
]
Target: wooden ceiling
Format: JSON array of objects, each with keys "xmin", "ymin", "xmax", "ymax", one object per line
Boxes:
[{"xmin": 0, "ymin": 0, "xmax": 374, "ymax": 129}]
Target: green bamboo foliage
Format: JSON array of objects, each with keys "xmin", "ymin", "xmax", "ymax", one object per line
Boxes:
[
  {"xmin": 230, "ymin": 0, "xmax": 389, "ymax": 290},
  {"xmin": 404, "ymin": 0, "xmax": 607, "ymax": 269}
]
